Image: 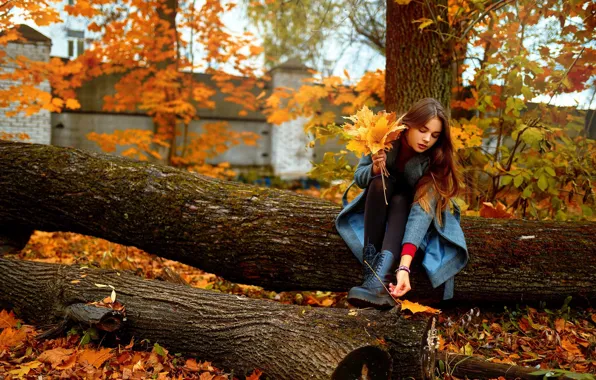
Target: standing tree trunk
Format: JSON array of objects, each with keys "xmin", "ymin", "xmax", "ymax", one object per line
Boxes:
[
  {"xmin": 1, "ymin": 141, "xmax": 596, "ymax": 304},
  {"xmin": 385, "ymin": 0, "xmax": 452, "ymax": 113},
  {"xmin": 0, "ymin": 258, "xmax": 437, "ymax": 380}
]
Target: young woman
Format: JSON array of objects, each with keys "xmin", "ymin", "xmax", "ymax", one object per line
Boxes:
[{"xmin": 335, "ymin": 98, "xmax": 468, "ymax": 309}]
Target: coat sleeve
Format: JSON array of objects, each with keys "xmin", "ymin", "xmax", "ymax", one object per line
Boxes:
[
  {"xmin": 354, "ymin": 154, "xmax": 374, "ymax": 189},
  {"xmin": 402, "ymin": 195, "xmax": 437, "ymax": 249}
]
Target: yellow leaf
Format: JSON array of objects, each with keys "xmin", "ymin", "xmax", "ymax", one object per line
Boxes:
[
  {"xmin": 8, "ymin": 360, "xmax": 42, "ymax": 379},
  {"xmin": 400, "ymin": 300, "xmax": 441, "ymax": 314},
  {"xmin": 394, "ymin": 0, "xmax": 412, "ymax": 4},
  {"xmin": 346, "ymin": 139, "xmax": 369, "ymax": 157},
  {"xmin": 417, "ymin": 19, "xmax": 434, "ymax": 30}
]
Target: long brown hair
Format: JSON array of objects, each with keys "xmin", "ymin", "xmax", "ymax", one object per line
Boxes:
[{"xmin": 401, "ymin": 98, "xmax": 462, "ymax": 225}]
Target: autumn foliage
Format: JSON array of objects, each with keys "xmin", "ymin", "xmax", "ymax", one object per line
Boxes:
[
  {"xmin": 1, "ymin": 0, "xmax": 262, "ymax": 178},
  {"xmin": 258, "ymin": 0, "xmax": 596, "ymax": 221}
]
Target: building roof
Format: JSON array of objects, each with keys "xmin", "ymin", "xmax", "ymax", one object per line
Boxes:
[
  {"xmin": 10, "ymin": 24, "xmax": 52, "ymax": 44},
  {"xmin": 270, "ymin": 58, "xmax": 310, "ymax": 73}
]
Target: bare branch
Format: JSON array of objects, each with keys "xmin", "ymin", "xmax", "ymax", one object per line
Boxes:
[{"xmin": 460, "ymin": 0, "xmax": 515, "ymax": 40}]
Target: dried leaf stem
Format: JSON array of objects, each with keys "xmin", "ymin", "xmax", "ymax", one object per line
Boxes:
[{"xmin": 380, "ymin": 160, "xmax": 390, "ymax": 205}]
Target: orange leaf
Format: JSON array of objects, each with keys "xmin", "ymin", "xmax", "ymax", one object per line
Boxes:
[
  {"xmin": 479, "ymin": 202, "xmax": 514, "ymax": 219},
  {"xmin": 400, "ymin": 300, "xmax": 441, "ymax": 314},
  {"xmin": 38, "ymin": 348, "xmax": 76, "ymax": 368},
  {"xmin": 320, "ymin": 298, "xmax": 334, "ymax": 307},
  {"xmin": 246, "ymin": 369, "xmax": 263, "ymax": 380},
  {"xmin": 185, "ymin": 358, "xmax": 200, "ymax": 371},
  {"xmin": 561, "ymin": 338, "xmax": 583, "ymax": 357},
  {"xmin": 0, "ymin": 327, "xmax": 28, "ymax": 348},
  {"xmin": 65, "ymin": 98, "xmax": 81, "ymax": 110},
  {"xmin": 78, "ymin": 347, "xmax": 113, "ymax": 368},
  {"xmin": 199, "ymin": 372, "xmax": 214, "ymax": 380},
  {"xmin": 555, "ymin": 318, "xmax": 566, "ymax": 333},
  {"xmin": 0, "ymin": 310, "xmax": 20, "ymax": 328},
  {"xmin": 267, "ymin": 109, "xmax": 291, "ymax": 125}
]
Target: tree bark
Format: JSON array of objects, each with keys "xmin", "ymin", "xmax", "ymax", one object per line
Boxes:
[
  {"xmin": 0, "ymin": 258, "xmax": 437, "ymax": 380},
  {"xmin": 1, "ymin": 141, "xmax": 596, "ymax": 304},
  {"xmin": 385, "ymin": 0, "xmax": 452, "ymax": 114}
]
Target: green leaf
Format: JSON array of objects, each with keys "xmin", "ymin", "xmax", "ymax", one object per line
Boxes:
[
  {"xmin": 537, "ymin": 175, "xmax": 548, "ymax": 191},
  {"xmin": 501, "ymin": 175, "xmax": 513, "ymax": 186},
  {"xmin": 555, "ymin": 210, "xmax": 568, "ymax": 221},
  {"xmin": 154, "ymin": 343, "xmax": 166, "ymax": 357},
  {"xmin": 521, "ymin": 128, "xmax": 544, "ymax": 147},
  {"xmin": 80, "ymin": 332, "xmax": 91, "ymax": 346},
  {"xmin": 514, "ymin": 175, "xmax": 524, "ymax": 188},
  {"xmin": 521, "ymin": 85, "xmax": 533, "ymax": 100},
  {"xmin": 581, "ymin": 205, "xmax": 593, "ymax": 217},
  {"xmin": 522, "ymin": 185, "xmax": 533, "ymax": 199},
  {"xmin": 545, "ymin": 167, "xmax": 556, "ymax": 177}
]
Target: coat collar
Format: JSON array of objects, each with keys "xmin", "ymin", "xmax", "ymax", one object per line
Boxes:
[{"xmin": 386, "ymin": 138, "xmax": 430, "ymax": 188}]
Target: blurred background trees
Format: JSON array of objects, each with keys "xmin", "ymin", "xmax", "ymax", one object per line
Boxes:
[{"xmin": 1, "ymin": 0, "xmax": 594, "ymax": 220}]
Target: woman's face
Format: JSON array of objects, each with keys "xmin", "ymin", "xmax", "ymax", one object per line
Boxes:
[{"xmin": 405, "ymin": 117, "xmax": 442, "ymax": 153}]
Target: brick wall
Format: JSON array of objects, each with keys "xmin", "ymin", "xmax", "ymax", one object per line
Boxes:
[{"xmin": 0, "ymin": 41, "xmax": 52, "ymax": 144}]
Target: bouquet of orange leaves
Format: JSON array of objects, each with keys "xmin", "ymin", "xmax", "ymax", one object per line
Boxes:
[{"xmin": 342, "ymin": 105, "xmax": 407, "ymax": 205}]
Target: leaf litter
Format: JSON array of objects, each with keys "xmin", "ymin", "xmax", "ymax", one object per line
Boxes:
[{"xmin": 2, "ymin": 231, "xmax": 595, "ymax": 379}]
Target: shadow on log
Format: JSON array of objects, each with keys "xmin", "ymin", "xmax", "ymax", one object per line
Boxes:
[
  {"xmin": 0, "ymin": 258, "xmax": 437, "ymax": 379},
  {"xmin": 1, "ymin": 141, "xmax": 595, "ymax": 304}
]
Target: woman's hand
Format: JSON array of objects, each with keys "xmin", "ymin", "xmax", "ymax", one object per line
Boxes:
[
  {"xmin": 389, "ymin": 270, "xmax": 411, "ymax": 298},
  {"xmin": 372, "ymin": 150, "xmax": 387, "ymax": 176}
]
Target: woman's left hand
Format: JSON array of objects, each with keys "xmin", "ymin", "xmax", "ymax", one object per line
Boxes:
[{"xmin": 389, "ymin": 270, "xmax": 411, "ymax": 298}]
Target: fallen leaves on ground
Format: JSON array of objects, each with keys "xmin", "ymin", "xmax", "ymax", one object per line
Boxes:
[
  {"xmin": 5, "ymin": 231, "xmax": 596, "ymax": 378},
  {"xmin": 439, "ymin": 305, "xmax": 596, "ymax": 374},
  {"xmin": 0, "ymin": 315, "xmax": 261, "ymax": 379},
  {"xmin": 0, "ymin": 310, "xmax": 19, "ymax": 329}
]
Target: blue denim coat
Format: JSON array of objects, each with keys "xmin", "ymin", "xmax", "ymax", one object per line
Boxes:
[{"xmin": 335, "ymin": 147, "xmax": 468, "ymax": 299}]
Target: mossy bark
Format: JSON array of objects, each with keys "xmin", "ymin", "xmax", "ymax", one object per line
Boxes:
[
  {"xmin": 385, "ymin": 0, "xmax": 452, "ymax": 113},
  {"xmin": 0, "ymin": 258, "xmax": 436, "ymax": 380},
  {"xmin": 1, "ymin": 141, "xmax": 596, "ymax": 304}
]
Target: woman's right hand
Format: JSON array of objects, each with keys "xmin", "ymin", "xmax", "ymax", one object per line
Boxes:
[{"xmin": 372, "ymin": 150, "xmax": 387, "ymax": 176}]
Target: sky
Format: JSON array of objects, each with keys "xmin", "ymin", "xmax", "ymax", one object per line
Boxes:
[{"xmin": 10, "ymin": 0, "xmax": 595, "ymax": 110}]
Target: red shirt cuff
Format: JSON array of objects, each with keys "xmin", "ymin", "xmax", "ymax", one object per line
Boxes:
[{"xmin": 400, "ymin": 243, "xmax": 417, "ymax": 258}]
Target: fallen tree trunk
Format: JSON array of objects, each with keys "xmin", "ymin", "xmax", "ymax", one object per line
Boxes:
[
  {"xmin": 1, "ymin": 141, "xmax": 595, "ymax": 304},
  {"xmin": 0, "ymin": 258, "xmax": 437, "ymax": 380}
]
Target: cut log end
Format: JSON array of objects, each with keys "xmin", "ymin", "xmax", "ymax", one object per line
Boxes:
[{"xmin": 332, "ymin": 346, "xmax": 392, "ymax": 379}]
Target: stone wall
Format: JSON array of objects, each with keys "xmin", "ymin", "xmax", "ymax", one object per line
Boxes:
[
  {"xmin": 0, "ymin": 40, "xmax": 52, "ymax": 144},
  {"xmin": 51, "ymin": 113, "xmax": 272, "ymax": 167}
]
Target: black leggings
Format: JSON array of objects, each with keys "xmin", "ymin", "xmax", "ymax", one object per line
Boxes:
[{"xmin": 363, "ymin": 175, "xmax": 413, "ymax": 254}]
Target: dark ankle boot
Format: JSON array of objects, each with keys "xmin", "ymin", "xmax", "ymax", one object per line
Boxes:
[
  {"xmin": 361, "ymin": 243, "xmax": 377, "ymax": 281},
  {"xmin": 347, "ymin": 249, "xmax": 397, "ymax": 309}
]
